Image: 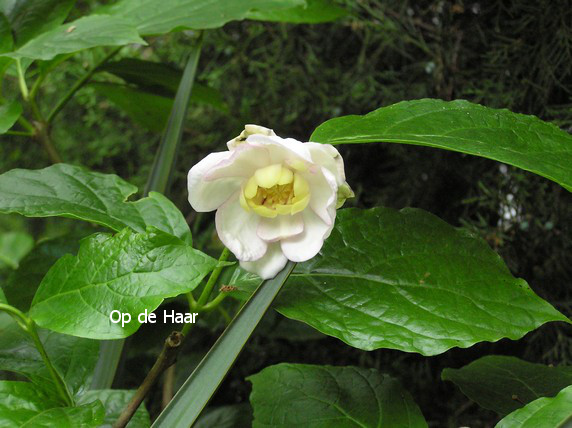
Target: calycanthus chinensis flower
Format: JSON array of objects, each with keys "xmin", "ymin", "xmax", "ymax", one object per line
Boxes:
[{"xmin": 188, "ymin": 125, "xmax": 353, "ymax": 279}]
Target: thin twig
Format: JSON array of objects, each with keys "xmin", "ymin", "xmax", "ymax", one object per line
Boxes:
[
  {"xmin": 113, "ymin": 331, "xmax": 184, "ymax": 428},
  {"xmin": 161, "ymin": 364, "xmax": 176, "ymax": 410}
]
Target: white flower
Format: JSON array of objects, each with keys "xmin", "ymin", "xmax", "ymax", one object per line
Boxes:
[{"xmin": 188, "ymin": 125, "xmax": 353, "ymax": 279}]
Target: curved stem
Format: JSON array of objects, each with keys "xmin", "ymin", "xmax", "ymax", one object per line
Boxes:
[
  {"xmin": 0, "ymin": 303, "xmax": 73, "ymax": 406},
  {"xmin": 47, "ymin": 46, "xmax": 122, "ymax": 125},
  {"xmin": 16, "ymin": 59, "xmax": 29, "ymax": 101},
  {"xmin": 196, "ymin": 247, "xmax": 231, "ymax": 307}
]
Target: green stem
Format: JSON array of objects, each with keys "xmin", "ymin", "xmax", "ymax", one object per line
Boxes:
[
  {"xmin": 5, "ymin": 130, "xmax": 34, "ymax": 137},
  {"xmin": 196, "ymin": 247, "xmax": 231, "ymax": 308},
  {"xmin": 201, "ymin": 292, "xmax": 227, "ymax": 312},
  {"xmin": 47, "ymin": 47, "xmax": 122, "ymax": 124},
  {"xmin": 17, "ymin": 116, "xmax": 35, "ymax": 133},
  {"xmin": 0, "ymin": 304, "xmax": 73, "ymax": 406},
  {"xmin": 16, "ymin": 59, "xmax": 29, "ymax": 101}
]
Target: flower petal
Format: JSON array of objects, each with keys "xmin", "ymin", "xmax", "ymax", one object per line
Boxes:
[
  {"xmin": 216, "ymin": 193, "xmax": 267, "ymax": 261},
  {"xmin": 246, "ymin": 134, "xmax": 313, "ymax": 164},
  {"xmin": 240, "ymin": 243, "xmax": 288, "ymax": 279},
  {"xmin": 227, "ymin": 124, "xmax": 276, "ymax": 150},
  {"xmin": 303, "ymin": 166, "xmax": 337, "ymax": 225},
  {"xmin": 257, "ymin": 214, "xmax": 304, "ymax": 242},
  {"xmin": 188, "ymin": 151, "xmax": 240, "ymax": 212},
  {"xmin": 305, "ymin": 142, "xmax": 346, "ymax": 185},
  {"xmin": 205, "ymin": 144, "xmax": 271, "ymax": 181},
  {"xmin": 280, "ymin": 208, "xmax": 334, "ymax": 262}
]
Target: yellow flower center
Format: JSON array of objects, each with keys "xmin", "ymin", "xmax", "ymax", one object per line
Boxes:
[{"xmin": 240, "ymin": 163, "xmax": 310, "ymax": 218}]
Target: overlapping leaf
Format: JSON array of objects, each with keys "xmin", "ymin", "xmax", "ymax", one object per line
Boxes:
[
  {"xmin": 79, "ymin": 390, "xmax": 150, "ymax": 427},
  {"xmin": 29, "ymin": 228, "xmax": 218, "ymax": 339},
  {"xmin": 0, "ymin": 231, "xmax": 33, "ymax": 269},
  {"xmin": 106, "ymin": 0, "xmax": 305, "ymax": 35},
  {"xmin": 18, "ymin": 401, "xmax": 104, "ymax": 428},
  {"xmin": 311, "ymin": 99, "xmax": 572, "ymax": 192},
  {"xmin": 0, "ymin": 381, "xmax": 61, "ymax": 426},
  {"xmin": 2, "ymin": 15, "xmax": 144, "ymax": 60},
  {"xmin": 0, "ymin": 164, "xmax": 191, "ymax": 242},
  {"xmin": 249, "ymin": 363, "xmax": 427, "ymax": 427},
  {"xmin": 0, "ymin": 313, "xmax": 99, "ymax": 398},
  {"xmin": 495, "ymin": 385, "xmax": 572, "ymax": 428},
  {"xmin": 0, "ymin": 101, "xmax": 22, "ymax": 134},
  {"xmin": 442, "ymin": 356, "xmax": 572, "ymax": 415},
  {"xmin": 275, "ymin": 208, "xmax": 569, "ymax": 355}
]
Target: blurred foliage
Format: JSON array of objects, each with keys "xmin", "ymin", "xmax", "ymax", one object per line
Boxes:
[{"xmin": 1, "ymin": 0, "xmax": 571, "ymax": 426}]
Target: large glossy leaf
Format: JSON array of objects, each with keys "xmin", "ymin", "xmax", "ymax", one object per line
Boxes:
[
  {"xmin": 247, "ymin": 0, "xmax": 348, "ymax": 23},
  {"xmin": 0, "ymin": 164, "xmax": 192, "ymax": 242},
  {"xmin": 311, "ymin": 99, "xmax": 572, "ymax": 192},
  {"xmin": 3, "ymin": 15, "xmax": 144, "ymax": 60},
  {"xmin": 153, "ymin": 262, "xmax": 295, "ymax": 427},
  {"xmin": 1, "ymin": 0, "xmax": 76, "ymax": 46},
  {"xmin": 106, "ymin": 0, "xmax": 305, "ymax": 35},
  {"xmin": 442, "ymin": 355, "xmax": 572, "ymax": 415},
  {"xmin": 0, "ymin": 313, "xmax": 99, "ymax": 398},
  {"xmin": 0, "ymin": 231, "xmax": 33, "ymax": 269},
  {"xmin": 2, "ymin": 235, "xmax": 80, "ymax": 311},
  {"xmin": 495, "ymin": 385, "xmax": 572, "ymax": 428},
  {"xmin": 29, "ymin": 228, "xmax": 218, "ymax": 339},
  {"xmin": 20, "ymin": 401, "xmax": 105, "ymax": 428},
  {"xmin": 79, "ymin": 390, "xmax": 151, "ymax": 427},
  {"xmin": 275, "ymin": 208, "xmax": 569, "ymax": 355},
  {"xmin": 0, "ymin": 101, "xmax": 22, "ymax": 134},
  {"xmin": 249, "ymin": 363, "xmax": 427, "ymax": 427},
  {"xmin": 0, "ymin": 381, "xmax": 60, "ymax": 427}
]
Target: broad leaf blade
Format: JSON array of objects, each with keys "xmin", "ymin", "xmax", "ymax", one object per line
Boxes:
[
  {"xmin": 276, "ymin": 208, "xmax": 569, "ymax": 355},
  {"xmin": 247, "ymin": 0, "xmax": 348, "ymax": 23},
  {"xmin": 0, "ymin": 100, "xmax": 22, "ymax": 134},
  {"xmin": 153, "ymin": 262, "xmax": 295, "ymax": 427},
  {"xmin": 248, "ymin": 363, "xmax": 427, "ymax": 427},
  {"xmin": 0, "ymin": 313, "xmax": 99, "ymax": 398},
  {"xmin": 106, "ymin": 0, "xmax": 305, "ymax": 35},
  {"xmin": 0, "ymin": 231, "xmax": 33, "ymax": 269},
  {"xmin": 79, "ymin": 390, "xmax": 151, "ymax": 427},
  {"xmin": 311, "ymin": 99, "xmax": 572, "ymax": 192},
  {"xmin": 29, "ymin": 228, "xmax": 218, "ymax": 339},
  {"xmin": 442, "ymin": 356, "xmax": 572, "ymax": 415},
  {"xmin": 0, "ymin": 164, "xmax": 191, "ymax": 242},
  {"xmin": 495, "ymin": 385, "xmax": 572, "ymax": 428},
  {"xmin": 20, "ymin": 401, "xmax": 105, "ymax": 428},
  {"xmin": 3, "ymin": 15, "xmax": 145, "ymax": 60},
  {"xmin": 0, "ymin": 381, "xmax": 61, "ymax": 426},
  {"xmin": 1, "ymin": 0, "xmax": 76, "ymax": 47}
]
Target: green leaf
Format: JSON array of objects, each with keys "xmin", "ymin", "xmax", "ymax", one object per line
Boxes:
[
  {"xmin": 0, "ymin": 164, "xmax": 192, "ymax": 242},
  {"xmin": 29, "ymin": 228, "xmax": 218, "ymax": 339},
  {"xmin": 248, "ymin": 363, "xmax": 427, "ymax": 427},
  {"xmin": 78, "ymin": 390, "xmax": 150, "ymax": 427},
  {"xmin": 442, "ymin": 356, "xmax": 572, "ymax": 416},
  {"xmin": 495, "ymin": 385, "xmax": 572, "ymax": 428},
  {"xmin": 98, "ymin": 59, "xmax": 229, "ymax": 112},
  {"xmin": 276, "ymin": 208, "xmax": 569, "ymax": 355},
  {"xmin": 311, "ymin": 99, "xmax": 572, "ymax": 192},
  {"xmin": 20, "ymin": 401, "xmax": 105, "ymax": 428},
  {"xmin": 2, "ymin": 15, "xmax": 145, "ymax": 60},
  {"xmin": 0, "ymin": 313, "xmax": 99, "ymax": 398},
  {"xmin": 0, "ymin": 381, "xmax": 61, "ymax": 426},
  {"xmin": 247, "ymin": 0, "xmax": 348, "ymax": 23},
  {"xmin": 2, "ymin": 235, "xmax": 80, "ymax": 311},
  {"xmin": 1, "ymin": 0, "xmax": 76, "ymax": 47},
  {"xmin": 194, "ymin": 404, "xmax": 252, "ymax": 428},
  {"xmin": 106, "ymin": 0, "xmax": 305, "ymax": 35},
  {"xmin": 0, "ymin": 288, "xmax": 6, "ymax": 304},
  {"xmin": 0, "ymin": 100, "xmax": 22, "ymax": 134},
  {"xmin": 153, "ymin": 262, "xmax": 295, "ymax": 427},
  {"xmin": 0, "ymin": 231, "xmax": 33, "ymax": 270}
]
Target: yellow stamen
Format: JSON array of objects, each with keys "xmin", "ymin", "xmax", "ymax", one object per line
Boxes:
[{"xmin": 254, "ymin": 163, "xmax": 282, "ymax": 189}]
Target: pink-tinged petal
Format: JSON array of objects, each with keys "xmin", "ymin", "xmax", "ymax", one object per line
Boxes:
[
  {"xmin": 216, "ymin": 193, "xmax": 267, "ymax": 261},
  {"xmin": 205, "ymin": 144, "xmax": 271, "ymax": 181},
  {"xmin": 257, "ymin": 214, "xmax": 304, "ymax": 242},
  {"xmin": 227, "ymin": 124, "xmax": 276, "ymax": 150},
  {"xmin": 188, "ymin": 151, "xmax": 241, "ymax": 212},
  {"xmin": 240, "ymin": 243, "xmax": 288, "ymax": 279},
  {"xmin": 246, "ymin": 134, "xmax": 313, "ymax": 164},
  {"xmin": 280, "ymin": 208, "xmax": 335, "ymax": 262},
  {"xmin": 303, "ymin": 166, "xmax": 337, "ymax": 226},
  {"xmin": 305, "ymin": 142, "xmax": 346, "ymax": 185}
]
